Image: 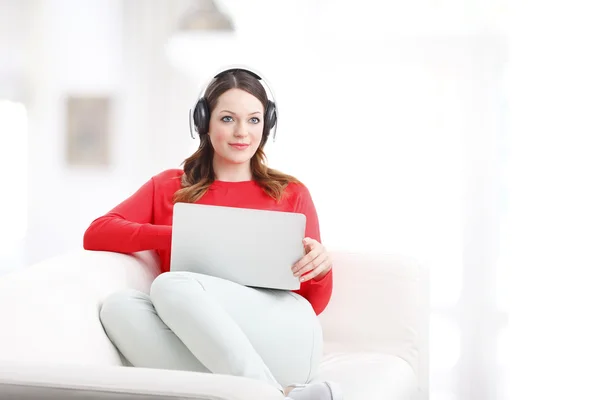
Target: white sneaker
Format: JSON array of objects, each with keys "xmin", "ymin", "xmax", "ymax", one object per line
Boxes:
[{"xmin": 285, "ymin": 381, "xmax": 343, "ymax": 400}]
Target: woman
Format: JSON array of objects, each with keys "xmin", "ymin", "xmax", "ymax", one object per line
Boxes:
[{"xmin": 83, "ymin": 67, "xmax": 342, "ymax": 400}]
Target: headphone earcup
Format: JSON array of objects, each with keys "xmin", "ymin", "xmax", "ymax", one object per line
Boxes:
[
  {"xmin": 263, "ymin": 100, "xmax": 277, "ymax": 138},
  {"xmin": 193, "ymin": 97, "xmax": 210, "ymax": 136}
]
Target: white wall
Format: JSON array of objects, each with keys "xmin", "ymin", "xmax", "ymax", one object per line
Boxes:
[
  {"xmin": 0, "ymin": 0, "xmax": 32, "ymax": 272},
  {"xmin": 503, "ymin": 2, "xmax": 600, "ymax": 399},
  {"xmin": 23, "ymin": 0, "xmax": 126, "ymax": 265},
  {"xmin": 0, "ymin": 0, "xmax": 28, "ymax": 100}
]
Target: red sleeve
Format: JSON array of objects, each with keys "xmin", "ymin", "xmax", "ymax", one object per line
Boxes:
[
  {"xmin": 292, "ymin": 184, "xmax": 333, "ymax": 316},
  {"xmin": 83, "ymin": 176, "xmax": 172, "ymax": 254}
]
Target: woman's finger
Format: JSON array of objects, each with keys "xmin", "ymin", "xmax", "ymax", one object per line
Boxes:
[
  {"xmin": 294, "ymin": 251, "xmax": 327, "ymax": 278},
  {"xmin": 292, "ymin": 246, "xmax": 322, "ymax": 273},
  {"xmin": 300, "ymin": 257, "xmax": 331, "ymax": 282},
  {"xmin": 302, "ymin": 237, "xmax": 322, "ymax": 253}
]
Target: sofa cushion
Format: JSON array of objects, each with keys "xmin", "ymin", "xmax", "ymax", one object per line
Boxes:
[
  {"xmin": 312, "ymin": 352, "xmax": 417, "ymax": 400},
  {"xmin": 0, "ymin": 361, "xmax": 283, "ymax": 399}
]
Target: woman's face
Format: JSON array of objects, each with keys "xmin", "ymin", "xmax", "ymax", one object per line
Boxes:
[{"xmin": 208, "ymin": 88, "xmax": 265, "ymax": 168}]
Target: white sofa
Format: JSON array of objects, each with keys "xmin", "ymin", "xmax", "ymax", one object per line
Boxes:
[{"xmin": 0, "ymin": 249, "xmax": 428, "ymax": 400}]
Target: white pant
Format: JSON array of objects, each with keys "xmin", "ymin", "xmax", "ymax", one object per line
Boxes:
[{"xmin": 99, "ymin": 271, "xmax": 323, "ymax": 391}]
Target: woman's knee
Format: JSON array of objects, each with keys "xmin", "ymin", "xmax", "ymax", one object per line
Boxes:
[{"xmin": 150, "ymin": 272, "xmax": 206, "ymax": 306}]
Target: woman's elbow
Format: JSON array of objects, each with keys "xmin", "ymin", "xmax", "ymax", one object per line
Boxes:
[
  {"xmin": 82, "ymin": 224, "xmax": 98, "ymax": 250},
  {"xmin": 82, "ymin": 217, "xmax": 107, "ymax": 250}
]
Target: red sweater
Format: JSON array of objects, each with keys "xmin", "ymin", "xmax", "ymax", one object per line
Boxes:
[{"xmin": 83, "ymin": 169, "xmax": 333, "ymax": 315}]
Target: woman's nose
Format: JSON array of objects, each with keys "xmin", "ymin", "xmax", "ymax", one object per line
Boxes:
[{"xmin": 233, "ymin": 122, "xmax": 248, "ymax": 137}]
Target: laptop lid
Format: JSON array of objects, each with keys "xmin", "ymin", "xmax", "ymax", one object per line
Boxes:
[{"xmin": 170, "ymin": 202, "xmax": 305, "ymax": 290}]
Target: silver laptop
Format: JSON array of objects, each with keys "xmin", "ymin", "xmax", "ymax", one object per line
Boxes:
[{"xmin": 170, "ymin": 202, "xmax": 306, "ymax": 290}]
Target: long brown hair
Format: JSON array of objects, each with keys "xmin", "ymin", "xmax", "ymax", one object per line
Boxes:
[{"xmin": 173, "ymin": 69, "xmax": 300, "ymax": 204}]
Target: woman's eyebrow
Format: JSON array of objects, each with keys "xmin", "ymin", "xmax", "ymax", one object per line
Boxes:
[{"xmin": 219, "ymin": 110, "xmax": 262, "ymax": 116}]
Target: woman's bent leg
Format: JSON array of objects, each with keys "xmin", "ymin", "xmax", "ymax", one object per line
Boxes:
[
  {"xmin": 99, "ymin": 289, "xmax": 210, "ymax": 373},
  {"xmin": 150, "ymin": 272, "xmax": 323, "ymax": 390}
]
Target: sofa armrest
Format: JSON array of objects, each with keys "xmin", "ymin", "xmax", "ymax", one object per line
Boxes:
[
  {"xmin": 19, "ymin": 249, "xmax": 162, "ymax": 297},
  {"xmin": 319, "ymin": 251, "xmax": 429, "ymax": 399},
  {"xmin": 0, "ymin": 249, "xmax": 161, "ymax": 366},
  {"xmin": 0, "ymin": 361, "xmax": 283, "ymax": 400}
]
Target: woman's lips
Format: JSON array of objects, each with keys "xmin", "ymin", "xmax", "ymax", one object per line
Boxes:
[{"xmin": 229, "ymin": 143, "xmax": 249, "ymax": 150}]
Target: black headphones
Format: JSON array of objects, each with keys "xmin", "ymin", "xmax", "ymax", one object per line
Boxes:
[{"xmin": 188, "ymin": 67, "xmax": 278, "ymax": 142}]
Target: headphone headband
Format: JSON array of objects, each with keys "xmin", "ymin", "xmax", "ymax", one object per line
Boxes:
[{"xmin": 188, "ymin": 66, "xmax": 278, "ymax": 142}]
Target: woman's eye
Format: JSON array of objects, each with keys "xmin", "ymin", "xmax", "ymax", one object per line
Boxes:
[
  {"xmin": 250, "ymin": 117, "xmax": 260, "ymax": 124},
  {"xmin": 221, "ymin": 116, "xmax": 233, "ymax": 122}
]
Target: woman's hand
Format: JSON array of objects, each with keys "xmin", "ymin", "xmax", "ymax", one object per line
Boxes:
[{"xmin": 291, "ymin": 237, "xmax": 333, "ymax": 282}]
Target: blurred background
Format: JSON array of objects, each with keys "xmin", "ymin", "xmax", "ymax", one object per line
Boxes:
[{"xmin": 1, "ymin": 1, "xmax": 599, "ymax": 399}]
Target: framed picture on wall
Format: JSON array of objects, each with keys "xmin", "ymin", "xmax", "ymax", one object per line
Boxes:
[{"xmin": 66, "ymin": 96, "xmax": 111, "ymax": 167}]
